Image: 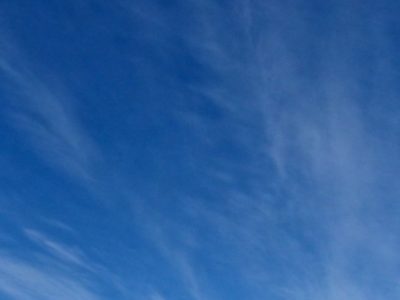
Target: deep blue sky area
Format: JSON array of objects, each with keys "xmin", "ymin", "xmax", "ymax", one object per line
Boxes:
[{"xmin": 1, "ymin": 1, "xmax": 400, "ymax": 299}]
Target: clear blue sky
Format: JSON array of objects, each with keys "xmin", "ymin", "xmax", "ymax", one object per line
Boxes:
[{"xmin": 1, "ymin": 1, "xmax": 400, "ymax": 299}]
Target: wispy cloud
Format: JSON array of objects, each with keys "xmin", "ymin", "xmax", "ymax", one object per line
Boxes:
[
  {"xmin": 123, "ymin": 1, "xmax": 400, "ymax": 299},
  {"xmin": 2, "ymin": 2, "xmax": 395, "ymax": 300},
  {"xmin": 23, "ymin": 228, "xmax": 91, "ymax": 270},
  {"xmin": 0, "ymin": 224, "xmax": 129, "ymax": 300},
  {"xmin": 131, "ymin": 198, "xmax": 207, "ymax": 300},
  {"xmin": 0, "ymin": 253, "xmax": 102, "ymax": 300},
  {"xmin": 0, "ymin": 41, "xmax": 99, "ymax": 183},
  {"xmin": 149, "ymin": 291, "xmax": 166, "ymax": 300}
]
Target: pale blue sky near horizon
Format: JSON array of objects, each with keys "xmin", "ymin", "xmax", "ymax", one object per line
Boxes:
[{"xmin": 1, "ymin": 1, "xmax": 400, "ymax": 299}]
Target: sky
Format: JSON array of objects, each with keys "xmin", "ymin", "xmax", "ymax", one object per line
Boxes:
[{"xmin": 0, "ymin": 0, "xmax": 400, "ymax": 299}]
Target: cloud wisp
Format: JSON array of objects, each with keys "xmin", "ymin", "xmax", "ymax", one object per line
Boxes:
[
  {"xmin": 123, "ymin": 1, "xmax": 400, "ymax": 299},
  {"xmin": 0, "ymin": 254, "xmax": 99, "ymax": 300},
  {"xmin": 0, "ymin": 1, "xmax": 399, "ymax": 299},
  {"xmin": 0, "ymin": 43, "xmax": 99, "ymax": 183},
  {"xmin": 0, "ymin": 227, "xmax": 105, "ymax": 300}
]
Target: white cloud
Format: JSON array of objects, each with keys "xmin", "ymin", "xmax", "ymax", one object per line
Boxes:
[
  {"xmin": 149, "ymin": 291, "xmax": 166, "ymax": 300},
  {"xmin": 23, "ymin": 229, "xmax": 90, "ymax": 270},
  {"xmin": 0, "ymin": 254, "xmax": 102, "ymax": 300},
  {"xmin": 0, "ymin": 43, "xmax": 100, "ymax": 183},
  {"xmin": 123, "ymin": 1, "xmax": 400, "ymax": 299}
]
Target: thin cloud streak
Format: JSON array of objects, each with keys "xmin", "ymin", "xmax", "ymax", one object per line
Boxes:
[
  {"xmin": 123, "ymin": 1, "xmax": 400, "ymax": 299},
  {"xmin": 1, "ymin": 2, "xmax": 396, "ymax": 300},
  {"xmin": 0, "ymin": 254, "xmax": 102, "ymax": 300},
  {"xmin": 23, "ymin": 229, "xmax": 92, "ymax": 271},
  {"xmin": 0, "ymin": 42, "xmax": 99, "ymax": 183}
]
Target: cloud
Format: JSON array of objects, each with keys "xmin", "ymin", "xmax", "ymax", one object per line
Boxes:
[
  {"xmin": 131, "ymin": 199, "xmax": 207, "ymax": 300},
  {"xmin": 246, "ymin": 4, "xmax": 400, "ymax": 300},
  {"xmin": 149, "ymin": 291, "xmax": 166, "ymax": 300},
  {"xmin": 0, "ymin": 41, "xmax": 100, "ymax": 183},
  {"xmin": 122, "ymin": 1, "xmax": 400, "ymax": 299},
  {"xmin": 1, "ymin": 2, "xmax": 393, "ymax": 300},
  {"xmin": 0, "ymin": 224, "xmax": 130, "ymax": 300},
  {"xmin": 0, "ymin": 254, "xmax": 102, "ymax": 300},
  {"xmin": 23, "ymin": 229, "xmax": 91, "ymax": 270}
]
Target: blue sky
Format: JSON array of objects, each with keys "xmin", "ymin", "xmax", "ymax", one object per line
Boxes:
[{"xmin": 1, "ymin": 0, "xmax": 400, "ymax": 299}]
